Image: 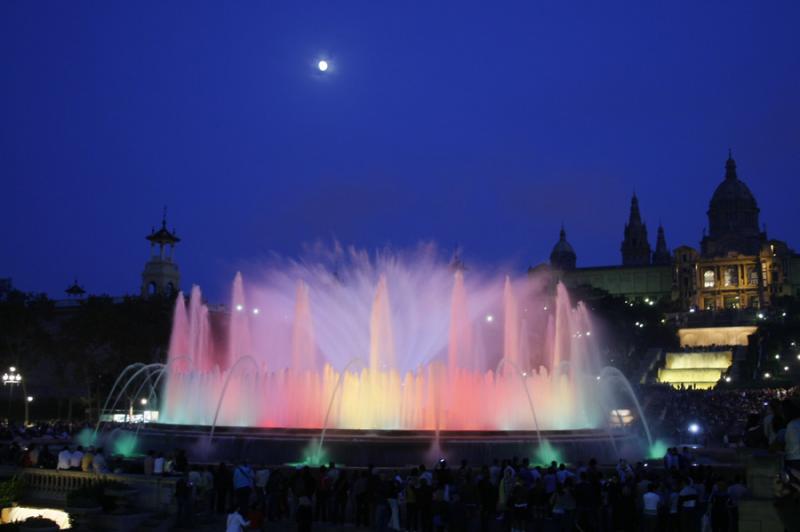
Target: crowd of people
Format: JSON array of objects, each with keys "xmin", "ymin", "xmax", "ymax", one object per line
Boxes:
[
  {"xmin": 184, "ymin": 456, "xmax": 747, "ymax": 532},
  {"xmin": 0, "ymin": 419, "xmax": 84, "ymax": 443},
  {"xmin": 641, "ymin": 385, "xmax": 798, "ymax": 446}
]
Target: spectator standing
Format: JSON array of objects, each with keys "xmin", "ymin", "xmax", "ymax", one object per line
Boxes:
[
  {"xmin": 708, "ymin": 480, "xmax": 732, "ymax": 532},
  {"xmin": 233, "ymin": 461, "xmax": 255, "ymax": 511},
  {"xmin": 642, "ymin": 482, "xmax": 660, "ymax": 532},
  {"xmin": 254, "ymin": 464, "xmax": 270, "ymax": 511},
  {"xmin": 215, "ymin": 462, "xmax": 231, "ymax": 514}
]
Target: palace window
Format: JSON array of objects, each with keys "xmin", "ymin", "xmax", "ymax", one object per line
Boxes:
[
  {"xmin": 703, "ymin": 297, "xmax": 715, "ymax": 310},
  {"xmin": 723, "ymin": 295, "xmax": 739, "ymax": 309},
  {"xmin": 703, "ymin": 270, "xmax": 715, "ymax": 288},
  {"xmin": 724, "ymin": 266, "xmax": 738, "ymax": 287},
  {"xmin": 746, "ymin": 266, "xmax": 758, "ymax": 286}
]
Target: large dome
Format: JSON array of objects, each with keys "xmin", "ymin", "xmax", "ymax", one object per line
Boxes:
[
  {"xmin": 702, "ymin": 153, "xmax": 762, "ymax": 257},
  {"xmin": 709, "ymin": 157, "xmax": 757, "ymax": 212}
]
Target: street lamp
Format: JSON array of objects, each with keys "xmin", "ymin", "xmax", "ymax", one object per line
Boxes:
[
  {"xmin": 140, "ymin": 398, "xmax": 148, "ymax": 406},
  {"xmin": 2, "ymin": 367, "xmax": 28, "ymax": 425},
  {"xmin": 25, "ymin": 396, "xmax": 33, "ymax": 427},
  {"xmin": 2, "ymin": 367, "xmax": 22, "ymax": 385}
]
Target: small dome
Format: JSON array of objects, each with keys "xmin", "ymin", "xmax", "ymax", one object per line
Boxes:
[{"xmin": 550, "ymin": 227, "xmax": 576, "ymax": 270}]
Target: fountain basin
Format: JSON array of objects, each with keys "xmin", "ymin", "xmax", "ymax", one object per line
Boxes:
[{"xmin": 134, "ymin": 423, "xmax": 643, "ymax": 466}]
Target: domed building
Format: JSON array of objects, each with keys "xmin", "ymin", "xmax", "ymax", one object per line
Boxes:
[
  {"xmin": 701, "ymin": 152, "xmax": 764, "ymax": 257},
  {"xmin": 532, "ymin": 152, "xmax": 800, "ymax": 312},
  {"xmin": 550, "ymin": 226, "xmax": 577, "ymax": 270}
]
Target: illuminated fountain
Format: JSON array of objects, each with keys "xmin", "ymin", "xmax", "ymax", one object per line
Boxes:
[{"xmin": 154, "ymin": 246, "xmax": 643, "ymax": 442}]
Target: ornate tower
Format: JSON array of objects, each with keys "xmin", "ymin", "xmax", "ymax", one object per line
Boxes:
[
  {"xmin": 141, "ymin": 209, "xmax": 180, "ymax": 297},
  {"xmin": 652, "ymin": 224, "xmax": 671, "ymax": 265},
  {"xmin": 701, "ymin": 151, "xmax": 764, "ymax": 257},
  {"xmin": 550, "ymin": 225, "xmax": 577, "ymax": 270},
  {"xmin": 621, "ymin": 194, "xmax": 651, "ymax": 266}
]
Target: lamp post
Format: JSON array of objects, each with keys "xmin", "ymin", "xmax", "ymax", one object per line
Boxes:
[
  {"xmin": 25, "ymin": 396, "xmax": 33, "ymax": 427},
  {"xmin": 2, "ymin": 367, "xmax": 22, "ymax": 419},
  {"xmin": 2, "ymin": 367, "xmax": 32, "ymax": 426}
]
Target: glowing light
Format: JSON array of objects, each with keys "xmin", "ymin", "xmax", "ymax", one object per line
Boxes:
[
  {"xmin": 775, "ymin": 354, "xmax": 780, "ymax": 360},
  {"xmin": 724, "ymin": 376, "xmax": 731, "ymax": 382},
  {"xmin": 26, "ymin": 396, "xmax": 33, "ymax": 402},
  {"xmin": 5, "ymin": 507, "xmax": 70, "ymax": 529},
  {"xmin": 252, "ymin": 308, "xmax": 260, "ymax": 315},
  {"xmin": 764, "ymin": 372, "xmax": 771, "ymax": 379},
  {"xmin": 688, "ymin": 423, "xmax": 700, "ymax": 434},
  {"xmin": 318, "ymin": 60, "xmax": 329, "ymax": 72},
  {"xmin": 235, "ymin": 304, "xmax": 244, "ymax": 312},
  {"xmin": 757, "ymin": 312, "xmax": 764, "ymax": 319},
  {"xmin": 648, "ymin": 440, "xmax": 669, "ymax": 459},
  {"xmin": 586, "ymin": 331, "xmax": 591, "ymax": 336},
  {"xmin": 140, "ymin": 398, "xmax": 148, "ymax": 405},
  {"xmin": 784, "ymin": 366, "xmax": 789, "ymax": 371},
  {"xmin": 9, "ymin": 366, "xmax": 15, "ymax": 372},
  {"xmin": 485, "ymin": 314, "xmax": 494, "ymax": 323}
]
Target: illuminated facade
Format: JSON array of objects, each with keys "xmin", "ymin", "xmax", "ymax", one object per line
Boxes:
[{"xmin": 534, "ymin": 153, "xmax": 800, "ymax": 310}]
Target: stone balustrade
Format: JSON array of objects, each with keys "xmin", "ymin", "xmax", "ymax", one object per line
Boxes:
[{"xmin": 0, "ymin": 465, "xmax": 177, "ymax": 513}]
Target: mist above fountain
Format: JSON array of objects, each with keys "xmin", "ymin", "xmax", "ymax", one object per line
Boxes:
[{"xmin": 160, "ymin": 245, "xmax": 621, "ymax": 432}]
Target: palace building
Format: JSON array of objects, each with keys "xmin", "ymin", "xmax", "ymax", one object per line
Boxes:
[{"xmin": 533, "ymin": 153, "xmax": 800, "ymax": 310}]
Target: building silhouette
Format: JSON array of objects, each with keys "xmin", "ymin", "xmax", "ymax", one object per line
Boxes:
[
  {"xmin": 533, "ymin": 153, "xmax": 800, "ymax": 310},
  {"xmin": 141, "ymin": 209, "xmax": 181, "ymax": 297}
]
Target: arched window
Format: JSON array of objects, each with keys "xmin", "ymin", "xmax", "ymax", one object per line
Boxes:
[
  {"xmin": 148, "ymin": 282, "xmax": 158, "ymax": 295},
  {"xmin": 703, "ymin": 270, "xmax": 715, "ymax": 288}
]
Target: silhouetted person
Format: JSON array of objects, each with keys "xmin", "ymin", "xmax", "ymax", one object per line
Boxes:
[{"xmin": 215, "ymin": 462, "xmax": 231, "ymax": 513}]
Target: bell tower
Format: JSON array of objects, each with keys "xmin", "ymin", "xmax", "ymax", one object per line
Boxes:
[
  {"xmin": 621, "ymin": 193, "xmax": 652, "ymax": 266},
  {"xmin": 141, "ymin": 208, "xmax": 181, "ymax": 297}
]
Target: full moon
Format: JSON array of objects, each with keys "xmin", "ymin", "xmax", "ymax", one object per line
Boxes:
[{"xmin": 317, "ymin": 60, "xmax": 329, "ymax": 72}]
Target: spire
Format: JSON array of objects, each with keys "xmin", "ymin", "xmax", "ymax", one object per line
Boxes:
[
  {"xmin": 652, "ymin": 223, "xmax": 671, "ymax": 265},
  {"xmin": 628, "ymin": 193, "xmax": 642, "ymax": 225},
  {"xmin": 725, "ymin": 149, "xmax": 737, "ymax": 180},
  {"xmin": 621, "ymin": 193, "xmax": 651, "ymax": 266}
]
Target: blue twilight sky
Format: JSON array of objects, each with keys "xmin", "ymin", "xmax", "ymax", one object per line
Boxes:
[{"xmin": 1, "ymin": 1, "xmax": 799, "ymax": 302}]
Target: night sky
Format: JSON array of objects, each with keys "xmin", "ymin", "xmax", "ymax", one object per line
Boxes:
[{"xmin": 2, "ymin": 1, "xmax": 799, "ymax": 302}]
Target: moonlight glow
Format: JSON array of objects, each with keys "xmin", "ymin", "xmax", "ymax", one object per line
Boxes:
[{"xmin": 317, "ymin": 60, "xmax": 329, "ymax": 72}]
